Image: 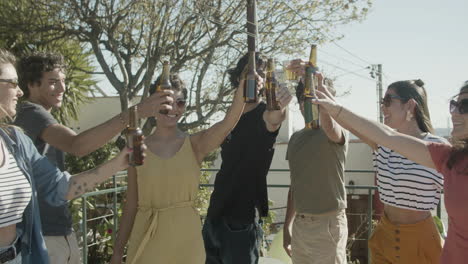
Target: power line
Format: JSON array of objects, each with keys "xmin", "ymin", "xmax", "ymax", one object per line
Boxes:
[
  {"xmin": 321, "ymin": 31, "xmax": 373, "ymax": 65},
  {"xmin": 280, "ymin": 1, "xmax": 373, "ymax": 66},
  {"xmin": 320, "ymin": 49, "xmax": 369, "ymax": 69},
  {"xmin": 334, "ymin": 66, "xmax": 370, "ymax": 78},
  {"xmin": 319, "ymin": 60, "xmax": 375, "ymax": 82}
]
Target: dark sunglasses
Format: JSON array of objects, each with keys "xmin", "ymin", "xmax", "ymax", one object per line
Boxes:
[
  {"xmin": 450, "ymin": 99, "xmax": 468, "ymax": 114},
  {"xmin": 175, "ymin": 99, "xmax": 186, "ymax": 108},
  {"xmin": 381, "ymin": 94, "xmax": 405, "ymax": 107},
  {"xmin": 0, "ymin": 79, "xmax": 19, "ymax": 87}
]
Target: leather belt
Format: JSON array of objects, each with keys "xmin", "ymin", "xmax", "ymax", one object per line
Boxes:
[{"xmin": 0, "ymin": 238, "xmax": 21, "ymax": 263}]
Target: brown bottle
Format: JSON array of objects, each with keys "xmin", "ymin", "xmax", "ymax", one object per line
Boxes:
[
  {"xmin": 157, "ymin": 61, "xmax": 172, "ymax": 114},
  {"xmin": 265, "ymin": 58, "xmax": 280, "ymax": 110},
  {"xmin": 126, "ymin": 106, "xmax": 144, "ymax": 166},
  {"xmin": 244, "ymin": 51, "xmax": 258, "ymax": 103},
  {"xmin": 304, "ymin": 45, "xmax": 320, "ymax": 129}
]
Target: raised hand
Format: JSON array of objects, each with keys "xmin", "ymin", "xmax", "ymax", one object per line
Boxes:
[
  {"xmin": 312, "ymin": 90, "xmax": 342, "ymax": 117},
  {"xmin": 276, "ymin": 83, "xmax": 293, "ymax": 110},
  {"xmin": 137, "ymin": 90, "xmax": 174, "ymax": 117}
]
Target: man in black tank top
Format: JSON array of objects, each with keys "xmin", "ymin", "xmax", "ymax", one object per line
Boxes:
[{"xmin": 202, "ymin": 53, "xmax": 292, "ymax": 264}]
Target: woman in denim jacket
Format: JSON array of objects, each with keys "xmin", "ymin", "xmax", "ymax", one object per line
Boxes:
[{"xmin": 0, "ymin": 49, "xmax": 137, "ymax": 263}]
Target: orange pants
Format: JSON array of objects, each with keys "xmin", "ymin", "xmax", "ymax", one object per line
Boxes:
[{"xmin": 368, "ymin": 214, "xmax": 443, "ymax": 264}]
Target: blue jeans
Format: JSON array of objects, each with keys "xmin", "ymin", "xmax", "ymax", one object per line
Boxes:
[{"xmin": 202, "ymin": 216, "xmax": 263, "ymax": 264}]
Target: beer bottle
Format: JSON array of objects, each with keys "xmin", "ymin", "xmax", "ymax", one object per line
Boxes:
[
  {"xmin": 126, "ymin": 106, "xmax": 144, "ymax": 166},
  {"xmin": 157, "ymin": 61, "xmax": 172, "ymax": 114},
  {"xmin": 244, "ymin": 51, "xmax": 258, "ymax": 103},
  {"xmin": 304, "ymin": 44, "xmax": 320, "ymax": 129},
  {"xmin": 265, "ymin": 58, "xmax": 280, "ymax": 110}
]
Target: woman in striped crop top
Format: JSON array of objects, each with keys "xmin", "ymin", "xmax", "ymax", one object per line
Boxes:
[
  {"xmin": 0, "ymin": 49, "xmax": 139, "ymax": 264},
  {"xmin": 334, "ymin": 79, "xmax": 445, "ymax": 263},
  {"xmin": 314, "ymin": 81, "xmax": 468, "ymax": 264}
]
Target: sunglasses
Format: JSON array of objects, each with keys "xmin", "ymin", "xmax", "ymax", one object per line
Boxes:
[
  {"xmin": 0, "ymin": 79, "xmax": 19, "ymax": 87},
  {"xmin": 450, "ymin": 99, "xmax": 468, "ymax": 114},
  {"xmin": 381, "ymin": 94, "xmax": 405, "ymax": 107},
  {"xmin": 175, "ymin": 98, "xmax": 186, "ymax": 108}
]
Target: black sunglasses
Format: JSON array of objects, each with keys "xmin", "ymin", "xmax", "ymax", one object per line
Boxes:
[
  {"xmin": 0, "ymin": 79, "xmax": 19, "ymax": 87},
  {"xmin": 450, "ymin": 99, "xmax": 468, "ymax": 115},
  {"xmin": 381, "ymin": 94, "xmax": 405, "ymax": 107},
  {"xmin": 175, "ymin": 98, "xmax": 186, "ymax": 108}
]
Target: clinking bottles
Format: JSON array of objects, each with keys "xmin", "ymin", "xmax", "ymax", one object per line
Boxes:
[
  {"xmin": 265, "ymin": 58, "xmax": 280, "ymax": 110},
  {"xmin": 244, "ymin": 51, "xmax": 258, "ymax": 103},
  {"xmin": 157, "ymin": 61, "xmax": 172, "ymax": 114},
  {"xmin": 304, "ymin": 44, "xmax": 320, "ymax": 129},
  {"xmin": 126, "ymin": 106, "xmax": 144, "ymax": 166}
]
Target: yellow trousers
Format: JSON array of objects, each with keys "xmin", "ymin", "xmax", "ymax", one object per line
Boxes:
[{"xmin": 369, "ymin": 214, "xmax": 443, "ymax": 264}]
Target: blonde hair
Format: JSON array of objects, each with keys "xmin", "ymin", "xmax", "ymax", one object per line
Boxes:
[
  {"xmin": 0, "ymin": 49, "xmax": 16, "ymax": 74},
  {"xmin": 0, "ymin": 49, "xmax": 17, "ymax": 128}
]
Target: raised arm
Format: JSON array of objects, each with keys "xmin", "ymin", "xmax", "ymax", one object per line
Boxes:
[
  {"xmin": 317, "ymin": 75, "xmax": 375, "ymax": 148},
  {"xmin": 110, "ymin": 167, "xmax": 139, "ymax": 264},
  {"xmin": 313, "ymin": 92, "xmax": 435, "ymax": 169},
  {"xmin": 26, "ymin": 133, "xmax": 133, "ymax": 204},
  {"xmin": 65, "ymin": 148, "xmax": 131, "ymax": 200},
  {"xmin": 41, "ymin": 91, "xmax": 173, "ymax": 157},
  {"xmin": 190, "ymin": 80, "xmax": 246, "ymax": 164}
]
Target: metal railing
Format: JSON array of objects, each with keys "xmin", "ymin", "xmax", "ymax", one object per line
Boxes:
[{"xmin": 75, "ymin": 169, "xmax": 442, "ymax": 264}]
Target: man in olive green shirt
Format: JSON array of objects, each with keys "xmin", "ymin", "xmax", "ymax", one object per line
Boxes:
[{"xmin": 283, "ymin": 69, "xmax": 348, "ymax": 264}]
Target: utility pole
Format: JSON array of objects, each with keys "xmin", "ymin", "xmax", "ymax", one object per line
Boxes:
[
  {"xmin": 377, "ymin": 64, "xmax": 383, "ymax": 123},
  {"xmin": 370, "ymin": 64, "xmax": 383, "ymax": 123}
]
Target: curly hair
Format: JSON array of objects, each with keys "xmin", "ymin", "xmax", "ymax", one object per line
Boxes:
[{"xmin": 17, "ymin": 52, "xmax": 66, "ymax": 98}]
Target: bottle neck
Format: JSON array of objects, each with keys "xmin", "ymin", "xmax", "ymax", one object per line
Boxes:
[
  {"xmin": 247, "ymin": 51, "xmax": 256, "ymax": 74},
  {"xmin": 128, "ymin": 107, "xmax": 138, "ymax": 128}
]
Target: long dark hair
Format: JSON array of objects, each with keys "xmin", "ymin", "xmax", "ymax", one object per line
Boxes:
[
  {"xmin": 447, "ymin": 83, "xmax": 468, "ymax": 170},
  {"xmin": 227, "ymin": 52, "xmax": 266, "ymax": 88},
  {"xmin": 388, "ymin": 79, "xmax": 434, "ymax": 133}
]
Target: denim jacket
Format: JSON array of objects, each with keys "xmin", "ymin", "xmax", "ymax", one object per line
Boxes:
[{"xmin": 0, "ymin": 127, "xmax": 70, "ymax": 264}]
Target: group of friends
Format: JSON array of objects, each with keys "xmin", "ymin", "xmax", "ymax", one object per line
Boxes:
[{"xmin": 0, "ymin": 48, "xmax": 466, "ymax": 264}]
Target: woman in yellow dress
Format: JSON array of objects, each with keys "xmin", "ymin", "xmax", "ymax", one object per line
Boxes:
[{"xmin": 110, "ymin": 72, "xmax": 249, "ymax": 264}]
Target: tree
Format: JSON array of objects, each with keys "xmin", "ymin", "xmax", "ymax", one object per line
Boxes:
[
  {"xmin": 0, "ymin": 0, "xmax": 97, "ymax": 125},
  {"xmin": 0, "ymin": 0, "xmax": 371, "ymax": 131}
]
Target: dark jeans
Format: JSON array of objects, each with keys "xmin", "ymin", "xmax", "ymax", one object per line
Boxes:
[{"xmin": 202, "ymin": 216, "xmax": 263, "ymax": 264}]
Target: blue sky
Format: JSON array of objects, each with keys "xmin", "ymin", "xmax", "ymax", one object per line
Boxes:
[{"xmin": 317, "ymin": 0, "xmax": 468, "ymax": 129}]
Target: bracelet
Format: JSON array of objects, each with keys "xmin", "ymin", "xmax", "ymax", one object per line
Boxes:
[{"xmin": 335, "ymin": 105, "xmax": 343, "ymax": 118}]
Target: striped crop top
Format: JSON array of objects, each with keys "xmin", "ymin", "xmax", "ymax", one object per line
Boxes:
[
  {"xmin": 373, "ymin": 133, "xmax": 448, "ymax": 211},
  {"xmin": 0, "ymin": 141, "xmax": 32, "ymax": 228}
]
